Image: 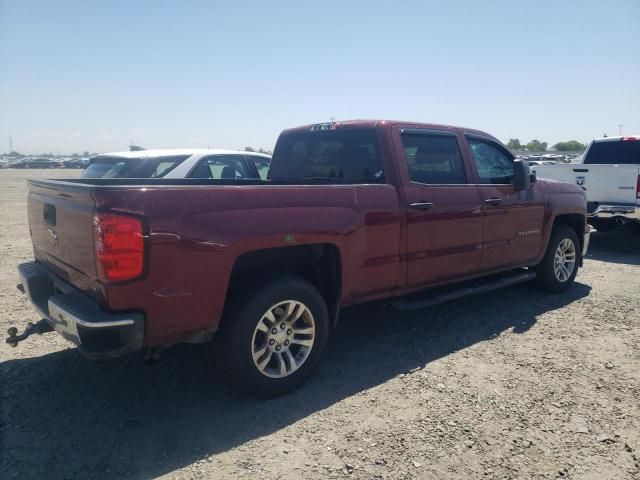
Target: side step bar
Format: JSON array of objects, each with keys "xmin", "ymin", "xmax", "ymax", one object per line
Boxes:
[{"xmin": 390, "ymin": 270, "xmax": 536, "ymax": 312}]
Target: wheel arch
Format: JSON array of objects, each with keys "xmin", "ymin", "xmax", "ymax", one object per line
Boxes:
[
  {"xmin": 223, "ymin": 243, "xmax": 342, "ymax": 328},
  {"xmin": 550, "ymin": 214, "xmax": 585, "ymax": 265}
]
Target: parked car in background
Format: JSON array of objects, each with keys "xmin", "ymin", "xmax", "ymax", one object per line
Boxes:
[
  {"xmin": 81, "ymin": 149, "xmax": 268, "ymax": 179},
  {"xmin": 9, "ymin": 157, "xmax": 60, "ymax": 168},
  {"xmin": 528, "ymin": 160, "xmax": 558, "ymax": 166},
  {"xmin": 61, "ymin": 158, "xmax": 88, "ymax": 169},
  {"xmin": 10, "ymin": 120, "xmax": 589, "ymax": 397},
  {"xmin": 532, "ymin": 136, "xmax": 640, "ymax": 231}
]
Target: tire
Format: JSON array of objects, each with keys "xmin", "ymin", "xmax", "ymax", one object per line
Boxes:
[
  {"xmin": 214, "ymin": 277, "xmax": 330, "ymax": 398},
  {"xmin": 534, "ymin": 224, "xmax": 580, "ymax": 293}
]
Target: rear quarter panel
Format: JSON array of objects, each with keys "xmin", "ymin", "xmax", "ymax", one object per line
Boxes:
[{"xmin": 93, "ymin": 184, "xmax": 402, "ymax": 345}]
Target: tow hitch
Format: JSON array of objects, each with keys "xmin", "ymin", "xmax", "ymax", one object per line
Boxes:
[{"xmin": 6, "ymin": 319, "xmax": 54, "ymax": 347}]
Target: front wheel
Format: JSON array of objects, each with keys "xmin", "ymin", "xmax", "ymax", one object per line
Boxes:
[
  {"xmin": 214, "ymin": 278, "xmax": 330, "ymax": 397},
  {"xmin": 534, "ymin": 224, "xmax": 580, "ymax": 293}
]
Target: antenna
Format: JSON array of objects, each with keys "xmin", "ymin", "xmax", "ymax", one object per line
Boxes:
[
  {"xmin": 618, "ymin": 123, "xmax": 623, "ymax": 136},
  {"xmin": 9, "ymin": 135, "xmax": 13, "ymax": 152}
]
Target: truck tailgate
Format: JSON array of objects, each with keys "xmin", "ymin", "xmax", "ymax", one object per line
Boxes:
[
  {"xmin": 533, "ymin": 164, "xmax": 639, "ymax": 204},
  {"xmin": 27, "ymin": 180, "xmax": 98, "ymax": 293}
]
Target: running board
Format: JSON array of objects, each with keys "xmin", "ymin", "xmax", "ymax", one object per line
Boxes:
[{"xmin": 390, "ymin": 270, "xmax": 536, "ymax": 312}]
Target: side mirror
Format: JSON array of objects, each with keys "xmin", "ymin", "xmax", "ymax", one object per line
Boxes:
[{"xmin": 513, "ymin": 159, "xmax": 532, "ymax": 191}]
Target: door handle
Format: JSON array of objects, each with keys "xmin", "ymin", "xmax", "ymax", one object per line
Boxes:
[
  {"xmin": 484, "ymin": 198, "xmax": 502, "ymax": 206},
  {"xmin": 409, "ymin": 202, "xmax": 434, "ymax": 211}
]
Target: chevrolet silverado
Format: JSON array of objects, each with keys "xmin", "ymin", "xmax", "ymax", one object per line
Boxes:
[{"xmin": 8, "ymin": 120, "xmax": 590, "ymax": 396}]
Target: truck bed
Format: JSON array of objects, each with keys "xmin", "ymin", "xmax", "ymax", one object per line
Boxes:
[{"xmin": 25, "ymin": 177, "xmax": 402, "ymax": 345}]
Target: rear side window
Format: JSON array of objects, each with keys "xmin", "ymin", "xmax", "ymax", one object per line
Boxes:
[
  {"xmin": 584, "ymin": 140, "xmax": 640, "ymax": 164},
  {"xmin": 467, "ymin": 139, "xmax": 514, "ymax": 184},
  {"xmin": 401, "ymin": 133, "xmax": 466, "ymax": 184},
  {"xmin": 82, "ymin": 155, "xmax": 188, "ymax": 178},
  {"xmin": 189, "ymin": 155, "xmax": 250, "ymax": 179},
  {"xmin": 270, "ymin": 129, "xmax": 384, "ymax": 183}
]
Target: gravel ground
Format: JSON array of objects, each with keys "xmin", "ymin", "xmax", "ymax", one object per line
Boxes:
[{"xmin": 1, "ymin": 169, "xmax": 639, "ymax": 480}]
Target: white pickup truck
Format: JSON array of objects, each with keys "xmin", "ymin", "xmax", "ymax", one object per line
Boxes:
[{"xmin": 532, "ymin": 136, "xmax": 640, "ymax": 231}]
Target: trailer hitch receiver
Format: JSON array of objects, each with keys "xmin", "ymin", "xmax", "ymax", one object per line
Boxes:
[{"xmin": 6, "ymin": 319, "xmax": 54, "ymax": 347}]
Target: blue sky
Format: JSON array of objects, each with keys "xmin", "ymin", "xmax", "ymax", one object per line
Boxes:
[{"xmin": 0, "ymin": 0, "xmax": 638, "ymax": 154}]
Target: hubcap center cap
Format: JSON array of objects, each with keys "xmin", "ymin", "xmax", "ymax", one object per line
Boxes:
[{"xmin": 273, "ymin": 330, "xmax": 287, "ymax": 345}]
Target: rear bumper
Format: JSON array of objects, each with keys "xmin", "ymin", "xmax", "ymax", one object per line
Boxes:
[
  {"xmin": 18, "ymin": 261, "xmax": 144, "ymax": 358},
  {"xmin": 583, "ymin": 225, "xmax": 591, "ymax": 257},
  {"xmin": 587, "ymin": 204, "xmax": 640, "ymax": 221}
]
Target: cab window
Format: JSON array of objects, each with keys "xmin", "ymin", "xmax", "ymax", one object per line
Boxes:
[
  {"xmin": 468, "ymin": 139, "xmax": 514, "ymax": 184},
  {"xmin": 401, "ymin": 133, "xmax": 466, "ymax": 184},
  {"xmin": 270, "ymin": 129, "xmax": 384, "ymax": 183}
]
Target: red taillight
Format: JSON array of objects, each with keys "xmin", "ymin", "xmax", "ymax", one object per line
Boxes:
[{"xmin": 94, "ymin": 212, "xmax": 144, "ymax": 282}]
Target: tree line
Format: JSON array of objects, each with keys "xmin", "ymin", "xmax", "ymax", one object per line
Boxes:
[
  {"xmin": 506, "ymin": 139, "xmax": 586, "ymax": 152},
  {"xmin": 244, "ymin": 147, "xmax": 273, "ymax": 155}
]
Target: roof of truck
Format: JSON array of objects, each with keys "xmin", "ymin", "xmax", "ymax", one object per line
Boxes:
[
  {"xmin": 281, "ymin": 119, "xmax": 498, "ymax": 141},
  {"xmin": 95, "ymin": 149, "xmax": 271, "ymax": 159},
  {"xmin": 592, "ymin": 135, "xmax": 640, "ymax": 142}
]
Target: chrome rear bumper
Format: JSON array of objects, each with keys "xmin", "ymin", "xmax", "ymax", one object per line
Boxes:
[
  {"xmin": 587, "ymin": 204, "xmax": 640, "ymax": 221},
  {"xmin": 583, "ymin": 226, "xmax": 591, "ymax": 257},
  {"xmin": 18, "ymin": 261, "xmax": 144, "ymax": 358}
]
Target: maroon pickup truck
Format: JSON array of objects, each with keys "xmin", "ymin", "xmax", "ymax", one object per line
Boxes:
[{"xmin": 9, "ymin": 120, "xmax": 590, "ymax": 396}]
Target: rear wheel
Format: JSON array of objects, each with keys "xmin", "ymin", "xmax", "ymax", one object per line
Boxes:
[
  {"xmin": 534, "ymin": 224, "xmax": 580, "ymax": 293},
  {"xmin": 214, "ymin": 278, "xmax": 329, "ymax": 397}
]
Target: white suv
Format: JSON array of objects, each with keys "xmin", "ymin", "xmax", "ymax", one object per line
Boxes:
[{"xmin": 82, "ymin": 149, "xmax": 271, "ymax": 180}]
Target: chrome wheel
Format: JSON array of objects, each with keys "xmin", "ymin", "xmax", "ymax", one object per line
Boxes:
[
  {"xmin": 251, "ymin": 300, "xmax": 316, "ymax": 379},
  {"xmin": 553, "ymin": 238, "xmax": 576, "ymax": 282}
]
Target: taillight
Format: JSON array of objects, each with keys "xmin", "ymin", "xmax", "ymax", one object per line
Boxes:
[{"xmin": 94, "ymin": 212, "xmax": 144, "ymax": 282}]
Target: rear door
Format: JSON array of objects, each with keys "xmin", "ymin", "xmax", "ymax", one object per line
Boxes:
[
  {"xmin": 394, "ymin": 127, "xmax": 484, "ymax": 286},
  {"xmin": 464, "ymin": 135, "xmax": 545, "ymax": 270}
]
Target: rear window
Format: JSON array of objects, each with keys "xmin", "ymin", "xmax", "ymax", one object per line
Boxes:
[
  {"xmin": 82, "ymin": 155, "xmax": 189, "ymax": 178},
  {"xmin": 270, "ymin": 129, "xmax": 384, "ymax": 183},
  {"xmin": 584, "ymin": 140, "xmax": 640, "ymax": 164}
]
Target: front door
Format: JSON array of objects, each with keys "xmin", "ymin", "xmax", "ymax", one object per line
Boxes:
[
  {"xmin": 465, "ymin": 136, "xmax": 545, "ymax": 270},
  {"xmin": 395, "ymin": 128, "xmax": 484, "ymax": 287}
]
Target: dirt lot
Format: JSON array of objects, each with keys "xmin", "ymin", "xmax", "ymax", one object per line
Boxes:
[{"xmin": 1, "ymin": 169, "xmax": 639, "ymax": 480}]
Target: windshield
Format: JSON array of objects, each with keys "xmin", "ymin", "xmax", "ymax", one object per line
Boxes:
[
  {"xmin": 270, "ymin": 128, "xmax": 384, "ymax": 183},
  {"xmin": 81, "ymin": 155, "xmax": 189, "ymax": 178},
  {"xmin": 584, "ymin": 140, "xmax": 640, "ymax": 164}
]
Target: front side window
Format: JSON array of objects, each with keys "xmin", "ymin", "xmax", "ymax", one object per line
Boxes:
[
  {"xmin": 401, "ymin": 133, "xmax": 466, "ymax": 184},
  {"xmin": 468, "ymin": 139, "xmax": 514, "ymax": 184},
  {"xmin": 270, "ymin": 128, "xmax": 384, "ymax": 183},
  {"xmin": 189, "ymin": 155, "xmax": 249, "ymax": 179}
]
